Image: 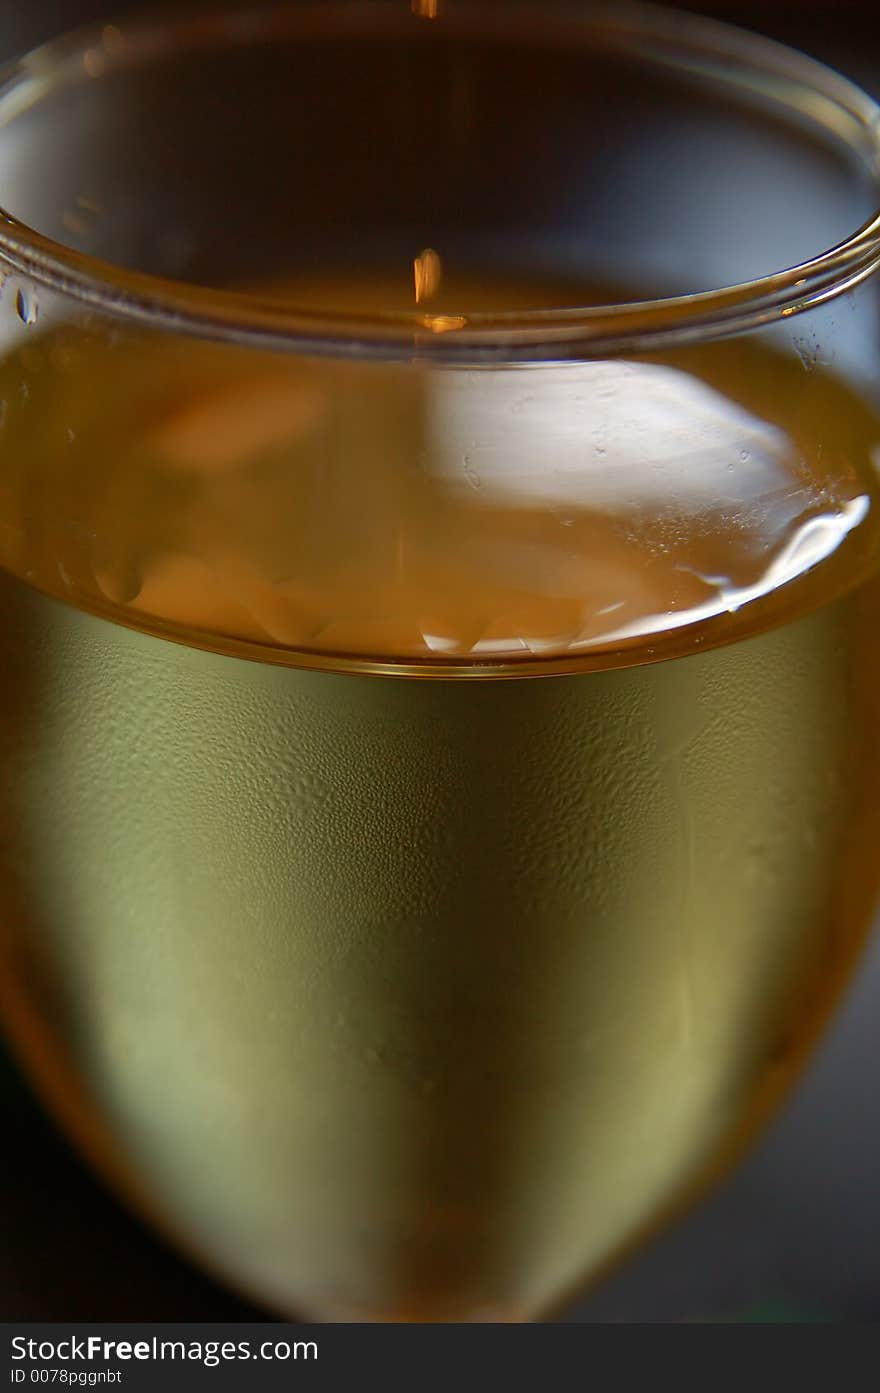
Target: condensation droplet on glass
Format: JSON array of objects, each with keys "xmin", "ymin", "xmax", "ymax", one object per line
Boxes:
[
  {"xmin": 739, "ymin": 450, "xmax": 750, "ymax": 462},
  {"xmin": 793, "ymin": 336, "xmax": 816, "ymax": 372},
  {"xmin": 413, "ymin": 247, "xmax": 442, "ymax": 305},
  {"xmin": 67, "ymin": 427, "xmax": 76, "ymax": 445},
  {"xmin": 463, "ymin": 455, "xmax": 482, "ymax": 490},
  {"xmin": 420, "ymin": 313, "xmax": 467, "ymax": 335},
  {"xmin": 16, "ymin": 289, "xmax": 37, "ymax": 327}
]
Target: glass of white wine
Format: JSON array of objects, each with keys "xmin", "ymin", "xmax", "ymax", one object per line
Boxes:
[{"xmin": 0, "ymin": 0, "xmax": 878, "ymax": 1323}]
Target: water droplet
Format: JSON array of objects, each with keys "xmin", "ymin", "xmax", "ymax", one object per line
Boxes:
[
  {"xmin": 16, "ymin": 289, "xmax": 37, "ymax": 326},
  {"xmin": 463, "ymin": 456, "xmax": 482, "ymax": 490},
  {"xmin": 739, "ymin": 450, "xmax": 750, "ymax": 462},
  {"xmin": 413, "ymin": 247, "xmax": 442, "ymax": 305},
  {"xmin": 19, "ymin": 381, "xmax": 29, "ymax": 403},
  {"xmin": 66, "ymin": 427, "xmax": 76, "ymax": 445},
  {"xmin": 291, "ymin": 769, "xmax": 330, "ymax": 813},
  {"xmin": 420, "ymin": 312, "xmax": 467, "ymax": 335}
]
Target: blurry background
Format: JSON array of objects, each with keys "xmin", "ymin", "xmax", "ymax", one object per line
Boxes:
[{"xmin": 0, "ymin": 0, "xmax": 878, "ymax": 1324}]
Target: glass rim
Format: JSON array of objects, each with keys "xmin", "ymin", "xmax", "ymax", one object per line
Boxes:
[{"xmin": 0, "ymin": 0, "xmax": 879, "ymax": 362}]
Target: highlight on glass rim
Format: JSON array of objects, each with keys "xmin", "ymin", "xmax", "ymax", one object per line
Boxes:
[{"xmin": 0, "ymin": 0, "xmax": 878, "ymax": 1327}]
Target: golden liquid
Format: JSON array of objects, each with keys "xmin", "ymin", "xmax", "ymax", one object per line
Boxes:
[{"xmin": 0, "ymin": 276, "xmax": 879, "ymax": 1321}]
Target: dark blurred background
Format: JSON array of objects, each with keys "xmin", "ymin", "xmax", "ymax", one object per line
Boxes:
[{"xmin": 1, "ymin": 0, "xmax": 879, "ymax": 1325}]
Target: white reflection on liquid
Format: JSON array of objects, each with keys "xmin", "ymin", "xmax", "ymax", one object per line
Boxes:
[
  {"xmin": 428, "ymin": 362, "xmax": 794, "ymax": 511},
  {"xmin": 591, "ymin": 495, "xmax": 868, "ymax": 649},
  {"xmin": 427, "ymin": 361, "xmax": 870, "ymax": 654}
]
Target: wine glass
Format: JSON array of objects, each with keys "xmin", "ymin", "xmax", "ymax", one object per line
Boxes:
[{"xmin": 0, "ymin": 0, "xmax": 878, "ymax": 1323}]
